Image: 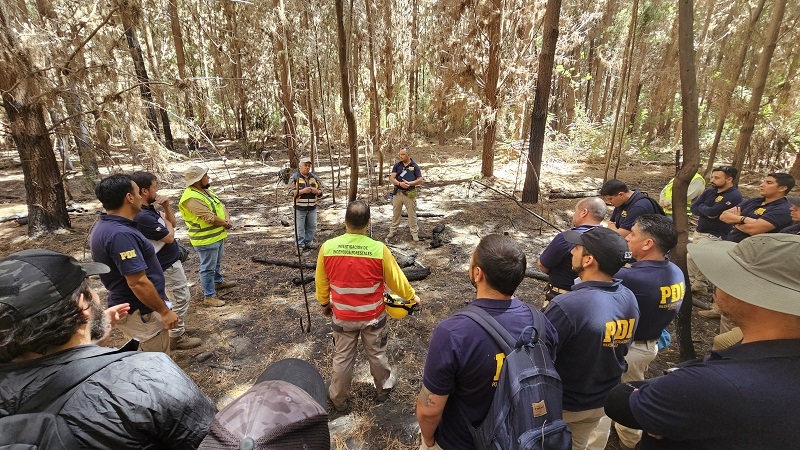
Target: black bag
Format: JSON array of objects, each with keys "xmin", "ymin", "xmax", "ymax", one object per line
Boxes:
[
  {"xmin": 177, "ymin": 241, "xmax": 191, "ymax": 263},
  {"xmin": 0, "ymin": 349, "xmax": 136, "ymax": 449},
  {"xmin": 455, "ymin": 304, "xmax": 572, "ymax": 450}
]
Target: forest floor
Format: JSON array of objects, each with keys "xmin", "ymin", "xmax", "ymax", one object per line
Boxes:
[{"xmin": 0, "ymin": 140, "xmax": 757, "ymax": 449}]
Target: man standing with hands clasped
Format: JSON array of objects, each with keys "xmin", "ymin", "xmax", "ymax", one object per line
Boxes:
[
  {"xmin": 387, "ymin": 146, "xmax": 424, "ymax": 242},
  {"xmin": 179, "ymin": 166, "xmax": 236, "ymax": 307},
  {"xmin": 289, "ymin": 156, "xmax": 322, "ymax": 252}
]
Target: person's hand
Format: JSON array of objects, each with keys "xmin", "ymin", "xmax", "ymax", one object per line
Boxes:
[
  {"xmin": 419, "ymin": 435, "xmax": 442, "ymax": 450},
  {"xmin": 155, "ymin": 194, "xmax": 170, "ymax": 207},
  {"xmin": 160, "ymin": 309, "xmax": 179, "ymax": 330},
  {"xmin": 224, "ymin": 219, "xmax": 233, "ymax": 229},
  {"xmin": 105, "ymin": 303, "xmax": 130, "ymax": 327},
  {"xmin": 413, "ymin": 294, "xmax": 421, "ymax": 306},
  {"xmin": 322, "ymin": 304, "xmax": 333, "ymax": 317},
  {"xmin": 720, "ymin": 206, "xmax": 740, "ymax": 224}
]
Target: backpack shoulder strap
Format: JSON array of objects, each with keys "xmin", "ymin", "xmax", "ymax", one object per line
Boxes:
[
  {"xmin": 639, "ymin": 191, "xmax": 667, "ymax": 216},
  {"xmin": 455, "ymin": 304, "xmax": 515, "ymax": 353},
  {"xmin": 18, "ymin": 349, "xmax": 137, "ymax": 415}
]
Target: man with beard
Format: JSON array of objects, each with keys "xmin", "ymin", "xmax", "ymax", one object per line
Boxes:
[
  {"xmin": 720, "ymin": 172, "xmax": 794, "ymax": 243},
  {"xmin": 417, "ymin": 234, "xmax": 559, "ymax": 449},
  {"xmin": 0, "ymin": 249, "xmax": 216, "ymax": 448},
  {"xmin": 91, "ymin": 174, "xmax": 178, "ymax": 353},
  {"xmin": 687, "ymin": 165, "xmax": 743, "ymax": 298},
  {"xmin": 179, "ymin": 166, "xmax": 235, "ymax": 307},
  {"xmin": 544, "ymin": 227, "xmax": 639, "ymax": 450},
  {"xmin": 289, "ymin": 156, "xmax": 323, "ymax": 252},
  {"xmin": 132, "ymin": 171, "xmax": 203, "ymax": 351}
]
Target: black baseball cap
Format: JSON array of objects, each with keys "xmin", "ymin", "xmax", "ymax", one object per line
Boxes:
[
  {"xmin": 564, "ymin": 227, "xmax": 631, "ymax": 275},
  {"xmin": 0, "ymin": 249, "xmax": 109, "ymax": 328}
]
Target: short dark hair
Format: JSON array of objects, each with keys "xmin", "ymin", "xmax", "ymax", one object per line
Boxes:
[
  {"xmin": 130, "ymin": 171, "xmax": 157, "ymax": 194},
  {"xmin": 599, "ymin": 179, "xmax": 629, "ymax": 196},
  {"xmin": 635, "ymin": 214, "xmax": 678, "ymax": 254},
  {"xmin": 473, "ymin": 234, "xmax": 526, "ymax": 297},
  {"xmin": 0, "ymin": 280, "xmax": 89, "ymax": 363},
  {"xmin": 95, "ymin": 174, "xmax": 134, "ymax": 210},
  {"xmin": 768, "ymin": 172, "xmax": 795, "ymax": 195},
  {"xmin": 345, "ymin": 200, "xmax": 370, "ymax": 229},
  {"xmin": 713, "ymin": 165, "xmax": 738, "ymax": 181}
]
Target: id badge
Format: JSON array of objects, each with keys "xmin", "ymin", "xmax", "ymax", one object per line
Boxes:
[{"xmin": 399, "ymin": 169, "xmax": 408, "ymax": 177}]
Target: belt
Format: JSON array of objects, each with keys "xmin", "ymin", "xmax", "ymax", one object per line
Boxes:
[{"xmin": 546, "ymin": 284, "xmax": 569, "ymax": 294}]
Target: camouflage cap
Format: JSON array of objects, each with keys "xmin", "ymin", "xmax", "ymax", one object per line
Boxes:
[
  {"xmin": 0, "ymin": 249, "xmax": 109, "ymax": 329},
  {"xmin": 199, "ymin": 358, "xmax": 330, "ymax": 450}
]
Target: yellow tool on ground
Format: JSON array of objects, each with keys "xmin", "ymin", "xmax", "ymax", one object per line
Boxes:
[{"xmin": 383, "ymin": 292, "xmax": 419, "ymax": 319}]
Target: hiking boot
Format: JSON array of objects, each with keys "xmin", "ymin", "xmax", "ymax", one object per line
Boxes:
[
  {"xmin": 386, "ymin": 232, "xmax": 396, "ymax": 240},
  {"xmin": 698, "ymin": 309, "xmax": 721, "ymax": 319},
  {"xmin": 306, "ymin": 242, "xmax": 319, "ymax": 249},
  {"xmin": 203, "ymin": 296, "xmax": 226, "ymax": 307},
  {"xmin": 215, "ymin": 281, "xmax": 237, "ymax": 290},
  {"xmin": 376, "ymin": 388, "xmax": 393, "ymax": 403},
  {"xmin": 411, "ymin": 234, "xmax": 420, "ymax": 242},
  {"xmin": 170, "ymin": 334, "xmax": 202, "ymax": 350}
]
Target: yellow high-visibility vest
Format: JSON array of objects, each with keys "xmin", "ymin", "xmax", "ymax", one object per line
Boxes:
[{"xmin": 179, "ymin": 187, "xmax": 227, "ymax": 246}]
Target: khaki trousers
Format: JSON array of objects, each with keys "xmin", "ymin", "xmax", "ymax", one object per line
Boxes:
[
  {"xmin": 615, "ymin": 340, "xmax": 659, "ymax": 448},
  {"xmin": 687, "ymin": 231, "xmax": 722, "ymax": 292},
  {"xmin": 390, "ymin": 192, "xmax": 419, "ymax": 237},
  {"xmin": 115, "ymin": 309, "xmax": 170, "ymax": 353},
  {"xmin": 164, "ymin": 260, "xmax": 191, "ymax": 338},
  {"xmin": 328, "ymin": 315, "xmax": 394, "ymax": 408},
  {"xmin": 563, "ymin": 407, "xmax": 607, "ymax": 450}
]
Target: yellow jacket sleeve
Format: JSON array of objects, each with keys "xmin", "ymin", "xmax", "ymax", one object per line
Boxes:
[
  {"xmin": 381, "ymin": 245, "xmax": 416, "ymax": 300},
  {"xmin": 315, "ymin": 245, "xmax": 330, "ymax": 305}
]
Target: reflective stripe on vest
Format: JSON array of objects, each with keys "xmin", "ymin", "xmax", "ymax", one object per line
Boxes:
[
  {"xmin": 294, "ymin": 174, "xmax": 319, "ymax": 208},
  {"xmin": 322, "ymin": 234, "xmax": 386, "ymax": 321},
  {"xmin": 179, "ymin": 187, "xmax": 228, "ymax": 246}
]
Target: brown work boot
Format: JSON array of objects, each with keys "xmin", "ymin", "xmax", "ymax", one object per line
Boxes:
[
  {"xmin": 215, "ymin": 281, "xmax": 237, "ymax": 290},
  {"xmin": 170, "ymin": 334, "xmax": 202, "ymax": 350},
  {"xmin": 203, "ymin": 296, "xmax": 226, "ymax": 307},
  {"xmin": 386, "ymin": 232, "xmax": 396, "ymax": 240},
  {"xmin": 411, "ymin": 234, "xmax": 420, "ymax": 242}
]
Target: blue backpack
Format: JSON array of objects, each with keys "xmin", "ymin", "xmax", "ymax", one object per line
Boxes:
[{"xmin": 456, "ymin": 304, "xmax": 572, "ymax": 450}]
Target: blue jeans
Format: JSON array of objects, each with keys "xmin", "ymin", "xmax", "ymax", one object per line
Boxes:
[
  {"xmin": 295, "ymin": 207, "xmax": 317, "ymax": 248},
  {"xmin": 195, "ymin": 240, "xmax": 225, "ymax": 297}
]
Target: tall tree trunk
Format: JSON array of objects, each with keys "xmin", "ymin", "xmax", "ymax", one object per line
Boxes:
[
  {"xmin": 480, "ymin": 0, "xmax": 503, "ymax": 178},
  {"xmin": 271, "ymin": 0, "xmax": 298, "ymax": 166},
  {"xmin": 731, "ymin": 0, "xmax": 786, "ymax": 174},
  {"xmin": 675, "ymin": 0, "xmax": 701, "ymax": 362},
  {"xmin": 704, "ymin": 0, "xmax": 767, "ymax": 177},
  {"xmin": 168, "ymin": 0, "xmax": 198, "ymax": 151},
  {"xmin": 365, "ymin": 0, "xmax": 382, "ymax": 184},
  {"xmin": 406, "ymin": 0, "xmax": 419, "ymax": 135},
  {"xmin": 224, "ymin": 0, "xmax": 247, "ymax": 141},
  {"xmin": 0, "ymin": 4, "xmax": 70, "ymax": 235},
  {"xmin": 522, "ymin": 0, "xmax": 562, "ymax": 203},
  {"xmin": 142, "ymin": 16, "xmax": 174, "ymax": 151},
  {"xmin": 382, "ymin": 0, "xmax": 395, "ymax": 131},
  {"xmin": 116, "ymin": 0, "xmax": 160, "ymax": 141},
  {"xmin": 336, "ymin": 0, "xmax": 358, "ymax": 201}
]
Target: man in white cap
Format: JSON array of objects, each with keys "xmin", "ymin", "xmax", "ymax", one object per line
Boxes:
[
  {"xmin": 604, "ymin": 234, "xmax": 800, "ymax": 449},
  {"xmin": 178, "ymin": 166, "xmax": 235, "ymax": 307},
  {"xmin": 289, "ymin": 156, "xmax": 322, "ymax": 252}
]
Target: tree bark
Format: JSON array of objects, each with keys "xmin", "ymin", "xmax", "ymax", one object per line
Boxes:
[
  {"xmin": 406, "ymin": 0, "xmax": 419, "ymax": 135},
  {"xmin": 336, "ymin": 0, "xmax": 359, "ymax": 201},
  {"xmin": 365, "ymin": 0, "xmax": 382, "ymax": 184},
  {"xmin": 223, "ymin": 0, "xmax": 247, "ymax": 141},
  {"xmin": 168, "ymin": 0, "xmax": 198, "ymax": 151},
  {"xmin": 270, "ymin": 0, "xmax": 298, "ymax": 166},
  {"xmin": 480, "ymin": 0, "xmax": 503, "ymax": 178},
  {"xmin": 522, "ymin": 0, "xmax": 562, "ymax": 203},
  {"xmin": 142, "ymin": 16, "xmax": 174, "ymax": 151},
  {"xmin": 675, "ymin": 0, "xmax": 701, "ymax": 362},
  {"xmin": 731, "ymin": 0, "xmax": 786, "ymax": 174},
  {"xmin": 116, "ymin": 0, "xmax": 160, "ymax": 141},
  {"xmin": 0, "ymin": 4, "xmax": 70, "ymax": 236}
]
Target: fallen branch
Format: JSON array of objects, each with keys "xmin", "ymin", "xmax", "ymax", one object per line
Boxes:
[
  {"xmin": 525, "ymin": 268, "xmax": 549, "ymax": 282},
  {"xmin": 253, "ymin": 256, "xmax": 431, "ymax": 281},
  {"xmin": 401, "ymin": 212, "xmax": 444, "ymax": 217},
  {"xmin": 253, "ymin": 256, "xmax": 315, "ymax": 269},
  {"xmin": 547, "ymin": 191, "xmax": 598, "ymax": 199}
]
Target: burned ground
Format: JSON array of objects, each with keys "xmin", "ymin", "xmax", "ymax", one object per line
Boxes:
[{"xmin": 0, "ymin": 142, "xmax": 741, "ymax": 449}]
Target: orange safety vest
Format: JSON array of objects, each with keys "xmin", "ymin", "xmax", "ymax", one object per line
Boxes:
[{"xmin": 321, "ymin": 233, "xmax": 386, "ymax": 321}]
